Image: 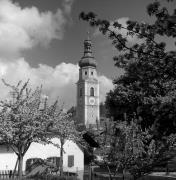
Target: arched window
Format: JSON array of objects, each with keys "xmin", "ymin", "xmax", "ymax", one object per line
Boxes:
[{"xmin": 90, "ymin": 87, "xmax": 94, "ymax": 96}]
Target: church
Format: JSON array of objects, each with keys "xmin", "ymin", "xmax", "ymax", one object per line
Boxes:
[
  {"xmin": 76, "ymin": 34, "xmax": 100, "ymax": 128},
  {"xmin": 0, "ymin": 35, "xmax": 100, "ymax": 179}
]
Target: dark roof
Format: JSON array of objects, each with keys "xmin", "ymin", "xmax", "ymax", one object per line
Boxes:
[{"xmin": 83, "ymin": 132, "xmax": 99, "ymax": 148}]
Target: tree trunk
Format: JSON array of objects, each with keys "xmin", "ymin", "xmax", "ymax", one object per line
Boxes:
[
  {"xmin": 18, "ymin": 154, "xmax": 23, "ymax": 180},
  {"xmin": 60, "ymin": 140, "xmax": 64, "ymax": 177},
  {"xmin": 133, "ymin": 175, "xmax": 137, "ymax": 180},
  {"xmin": 13, "ymin": 156, "xmax": 19, "ymax": 178},
  {"xmin": 122, "ymin": 172, "xmax": 125, "ymax": 180},
  {"xmin": 106, "ymin": 165, "xmax": 112, "ymax": 180}
]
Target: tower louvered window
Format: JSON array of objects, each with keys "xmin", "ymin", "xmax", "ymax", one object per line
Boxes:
[{"xmin": 90, "ymin": 87, "xmax": 94, "ymax": 96}]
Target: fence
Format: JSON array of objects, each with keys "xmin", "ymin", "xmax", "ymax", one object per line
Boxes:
[
  {"xmin": 0, "ymin": 170, "xmax": 78, "ymax": 180},
  {"xmin": 0, "ymin": 170, "xmax": 21, "ymax": 179}
]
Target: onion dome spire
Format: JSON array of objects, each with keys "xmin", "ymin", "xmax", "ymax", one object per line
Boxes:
[
  {"xmin": 79, "ymin": 32, "xmax": 97, "ymax": 68},
  {"xmin": 83, "ymin": 31, "xmax": 92, "ymax": 57}
]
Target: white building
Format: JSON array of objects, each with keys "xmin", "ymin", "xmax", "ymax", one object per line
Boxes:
[{"xmin": 0, "ymin": 138, "xmax": 84, "ymax": 180}]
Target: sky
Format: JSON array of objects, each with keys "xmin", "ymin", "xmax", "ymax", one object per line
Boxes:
[{"xmin": 0, "ymin": 0, "xmax": 175, "ymax": 108}]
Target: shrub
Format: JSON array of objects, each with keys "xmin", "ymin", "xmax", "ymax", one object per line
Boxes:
[{"xmin": 32, "ymin": 174, "xmax": 78, "ymax": 180}]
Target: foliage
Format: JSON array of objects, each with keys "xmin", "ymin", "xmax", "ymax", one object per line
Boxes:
[
  {"xmin": 0, "ymin": 80, "xmax": 60, "ymax": 179},
  {"xmin": 92, "ymin": 119, "xmax": 176, "ymax": 180},
  {"xmin": 67, "ymin": 106, "xmax": 76, "ymax": 118},
  {"xmin": 80, "ymin": 0, "xmax": 176, "ymax": 177},
  {"xmin": 79, "ymin": 0, "xmax": 176, "ymax": 137}
]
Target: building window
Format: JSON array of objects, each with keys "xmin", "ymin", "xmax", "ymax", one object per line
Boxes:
[
  {"xmin": 80, "ymin": 88, "xmax": 82, "ymax": 97},
  {"xmin": 85, "ymin": 71, "xmax": 87, "ymax": 75},
  {"xmin": 91, "ymin": 71, "xmax": 93, "ymax": 75},
  {"xmin": 90, "ymin": 87, "xmax": 94, "ymax": 96},
  {"xmin": 68, "ymin": 155, "xmax": 74, "ymax": 167}
]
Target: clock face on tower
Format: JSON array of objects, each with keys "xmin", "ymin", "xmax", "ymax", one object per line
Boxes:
[{"xmin": 89, "ymin": 97, "xmax": 95, "ymax": 105}]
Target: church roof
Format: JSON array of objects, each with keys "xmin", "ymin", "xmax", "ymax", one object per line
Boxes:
[
  {"xmin": 79, "ymin": 56, "xmax": 97, "ymax": 68},
  {"xmin": 79, "ymin": 34, "xmax": 97, "ymax": 68}
]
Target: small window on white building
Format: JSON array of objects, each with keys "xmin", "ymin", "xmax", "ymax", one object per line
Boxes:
[
  {"xmin": 91, "ymin": 71, "xmax": 93, "ymax": 75},
  {"xmin": 68, "ymin": 155, "xmax": 74, "ymax": 167},
  {"xmin": 85, "ymin": 71, "xmax": 87, "ymax": 75}
]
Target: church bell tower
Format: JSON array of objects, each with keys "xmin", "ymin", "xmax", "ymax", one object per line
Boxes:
[{"xmin": 76, "ymin": 34, "xmax": 100, "ymax": 128}]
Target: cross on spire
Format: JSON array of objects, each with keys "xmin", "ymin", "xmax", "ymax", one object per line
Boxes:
[{"xmin": 87, "ymin": 31, "xmax": 90, "ymax": 40}]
